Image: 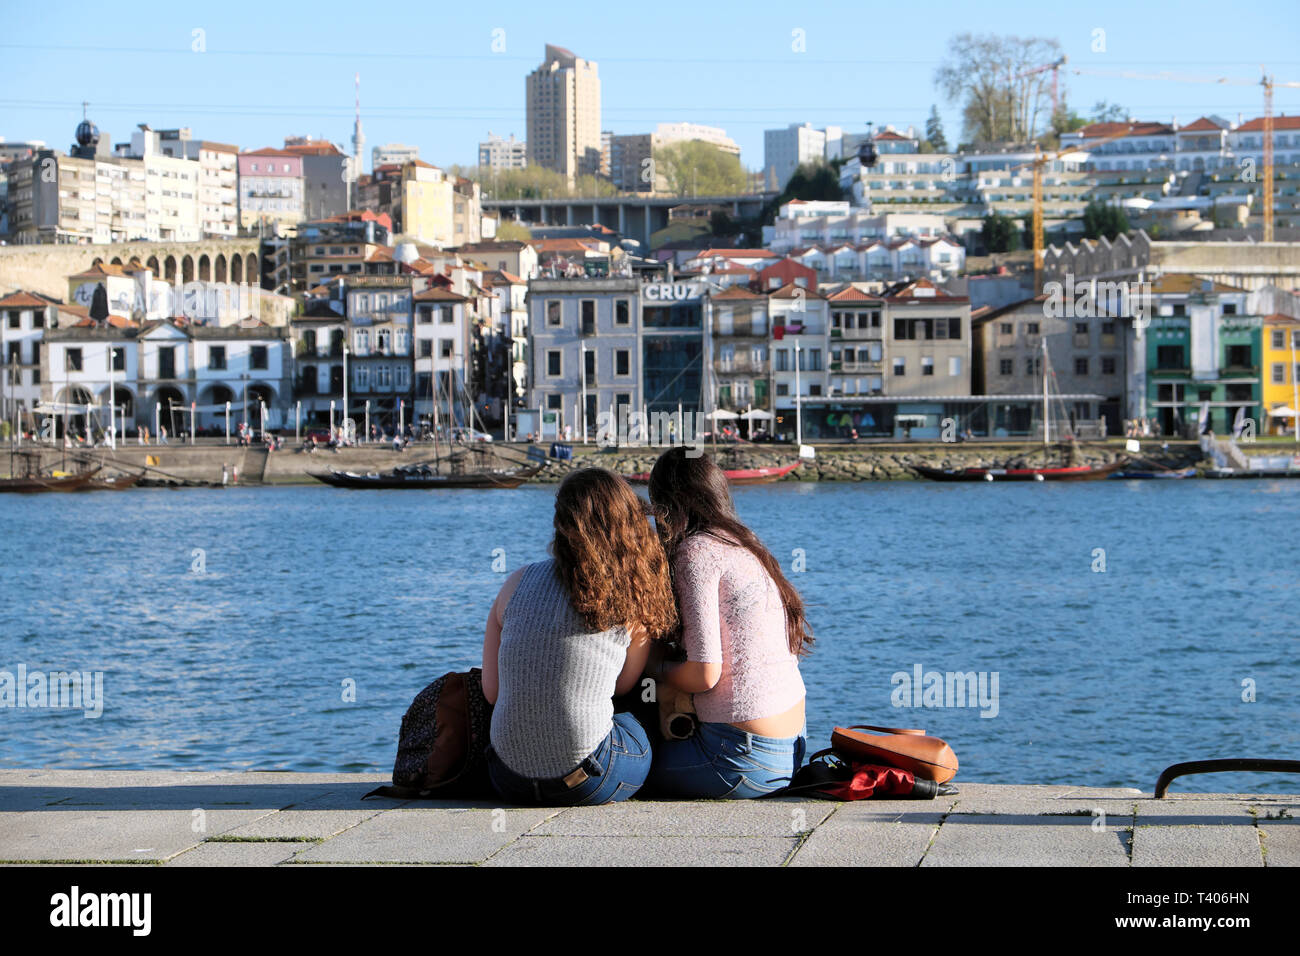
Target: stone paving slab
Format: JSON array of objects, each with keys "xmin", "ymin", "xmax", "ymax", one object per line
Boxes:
[
  {"xmin": 1259, "ymin": 825, "xmax": 1300, "ymax": 866},
  {"xmin": 922, "ymin": 817, "xmax": 1132, "ymax": 867},
  {"xmin": 1130, "ymin": 825, "xmax": 1263, "ymax": 867},
  {"xmin": 948, "ymin": 783, "xmax": 1143, "ymax": 818},
  {"xmin": 0, "ymin": 772, "xmax": 1293, "ymax": 866},
  {"xmin": 819, "ymin": 799, "xmax": 951, "ymax": 826},
  {"xmin": 292, "ymin": 807, "xmax": 557, "ymax": 865},
  {"xmin": 529, "ymin": 798, "xmax": 836, "ymax": 838},
  {"xmin": 789, "ymin": 814, "xmax": 939, "ymax": 867},
  {"xmin": 484, "ymin": 835, "xmax": 801, "ymax": 867},
  {"xmin": 1131, "ymin": 798, "xmax": 1264, "ymax": 827},
  {"xmin": 0, "ymin": 809, "xmax": 273, "ymax": 863},
  {"xmin": 166, "ymin": 841, "xmax": 302, "ymax": 867},
  {"xmin": 222, "ymin": 809, "xmax": 384, "ymax": 840}
]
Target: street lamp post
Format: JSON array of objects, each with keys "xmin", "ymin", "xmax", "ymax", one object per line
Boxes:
[
  {"xmin": 342, "ymin": 343, "xmax": 350, "ymax": 443},
  {"xmin": 793, "ymin": 339, "xmax": 803, "ymax": 445}
]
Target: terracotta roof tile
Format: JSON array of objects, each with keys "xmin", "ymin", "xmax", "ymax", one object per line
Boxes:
[
  {"xmin": 0, "ymin": 291, "xmax": 59, "ymax": 308},
  {"xmin": 1236, "ymin": 115, "xmax": 1300, "ymax": 132}
]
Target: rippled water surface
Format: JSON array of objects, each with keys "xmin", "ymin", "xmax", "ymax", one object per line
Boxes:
[{"xmin": 2, "ymin": 479, "xmax": 1297, "ymax": 792}]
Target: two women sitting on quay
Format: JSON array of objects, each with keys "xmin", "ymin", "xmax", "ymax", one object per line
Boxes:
[{"xmin": 480, "ymin": 447, "xmax": 811, "ymax": 805}]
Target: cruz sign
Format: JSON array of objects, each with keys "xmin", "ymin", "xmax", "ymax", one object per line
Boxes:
[{"xmin": 643, "ymin": 282, "xmax": 703, "ymax": 302}]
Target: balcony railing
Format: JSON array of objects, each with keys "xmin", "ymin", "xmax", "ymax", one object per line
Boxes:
[
  {"xmin": 831, "ymin": 359, "xmax": 883, "ymax": 373},
  {"xmin": 1219, "ymin": 364, "xmax": 1257, "ymax": 377},
  {"xmin": 715, "ymin": 357, "xmax": 769, "ymax": 374}
]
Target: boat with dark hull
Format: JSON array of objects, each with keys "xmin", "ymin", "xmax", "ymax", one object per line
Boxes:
[
  {"xmin": 912, "ymin": 460, "xmax": 1127, "ymax": 482},
  {"xmin": 312, "ymin": 460, "xmax": 544, "ymax": 490},
  {"xmin": 914, "ymin": 339, "xmax": 1129, "ymax": 484},
  {"xmin": 85, "ymin": 472, "xmax": 144, "ymax": 490},
  {"xmin": 0, "ymin": 447, "xmax": 102, "ymax": 493},
  {"xmin": 1110, "ymin": 465, "xmax": 1197, "ymax": 480},
  {"xmin": 0, "ymin": 470, "xmax": 100, "ymax": 493}
]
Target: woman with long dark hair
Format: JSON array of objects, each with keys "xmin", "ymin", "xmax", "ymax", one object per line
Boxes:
[
  {"xmin": 481, "ymin": 467, "xmax": 678, "ymax": 805},
  {"xmin": 645, "ymin": 447, "xmax": 811, "ymax": 798}
]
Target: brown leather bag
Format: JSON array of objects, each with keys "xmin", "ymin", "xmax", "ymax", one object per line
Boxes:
[{"xmin": 830, "ymin": 725, "xmax": 959, "ymax": 784}]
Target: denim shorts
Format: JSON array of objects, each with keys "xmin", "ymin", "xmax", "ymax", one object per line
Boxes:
[
  {"xmin": 647, "ymin": 720, "xmax": 807, "ymax": 799},
  {"xmin": 486, "ymin": 711, "xmax": 653, "ymax": 806}
]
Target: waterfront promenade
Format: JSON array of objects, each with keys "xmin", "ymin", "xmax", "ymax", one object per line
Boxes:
[{"xmin": 1, "ymin": 770, "xmax": 1294, "ymax": 866}]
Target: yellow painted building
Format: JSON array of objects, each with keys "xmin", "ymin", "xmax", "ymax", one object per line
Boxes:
[
  {"xmin": 1262, "ymin": 313, "xmax": 1300, "ymax": 435},
  {"xmin": 398, "ymin": 161, "xmax": 454, "ymax": 248}
]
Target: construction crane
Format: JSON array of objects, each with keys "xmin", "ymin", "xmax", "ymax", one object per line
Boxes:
[
  {"xmin": 1069, "ymin": 65, "xmax": 1300, "ymax": 242},
  {"xmin": 1014, "ymin": 55, "xmax": 1069, "ymax": 123},
  {"xmin": 1004, "ymin": 125, "xmax": 1135, "ymax": 292},
  {"xmin": 1262, "ymin": 71, "xmax": 1275, "ymax": 242}
]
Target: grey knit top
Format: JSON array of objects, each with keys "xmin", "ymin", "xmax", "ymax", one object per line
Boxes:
[{"xmin": 489, "ymin": 558, "xmax": 631, "ymax": 778}]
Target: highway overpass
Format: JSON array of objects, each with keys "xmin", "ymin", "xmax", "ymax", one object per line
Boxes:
[{"xmin": 483, "ymin": 193, "xmax": 775, "ymax": 246}]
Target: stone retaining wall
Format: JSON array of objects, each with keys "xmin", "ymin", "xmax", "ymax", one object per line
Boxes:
[{"xmin": 14, "ymin": 440, "xmax": 1209, "ymax": 485}]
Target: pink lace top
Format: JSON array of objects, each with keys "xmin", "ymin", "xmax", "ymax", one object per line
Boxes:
[{"xmin": 673, "ymin": 532, "xmax": 805, "ymax": 724}]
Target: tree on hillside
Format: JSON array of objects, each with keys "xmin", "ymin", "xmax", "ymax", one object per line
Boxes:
[
  {"xmin": 468, "ymin": 164, "xmax": 573, "ymax": 200},
  {"xmin": 758, "ymin": 161, "xmax": 846, "ymax": 225},
  {"xmin": 495, "ymin": 220, "xmax": 532, "ymax": 242},
  {"xmin": 573, "ymin": 174, "xmax": 620, "ymax": 198},
  {"xmin": 981, "ymin": 213, "xmax": 1023, "ymax": 253},
  {"xmin": 654, "ymin": 141, "xmax": 748, "ymax": 197},
  {"xmin": 925, "ymin": 105, "xmax": 948, "ymax": 153},
  {"xmin": 1082, "ymin": 201, "xmax": 1129, "ymax": 241},
  {"xmin": 934, "ymin": 33, "xmax": 1065, "ymax": 145},
  {"xmin": 1091, "ymin": 100, "xmax": 1128, "ymax": 123}
]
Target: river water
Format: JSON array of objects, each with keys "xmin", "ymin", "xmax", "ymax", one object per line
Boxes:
[{"xmin": 2, "ymin": 479, "xmax": 1297, "ymax": 792}]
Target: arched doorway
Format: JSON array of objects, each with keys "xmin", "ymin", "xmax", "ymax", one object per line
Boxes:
[
  {"xmin": 164, "ymin": 255, "xmax": 177, "ymax": 281},
  {"xmin": 146, "ymin": 255, "xmax": 160, "ymax": 276},
  {"xmin": 247, "ymin": 384, "xmax": 275, "ymax": 423},
  {"xmin": 55, "ymin": 386, "xmax": 95, "ymax": 440},
  {"xmin": 153, "ymin": 386, "xmax": 186, "ymax": 440},
  {"xmin": 182, "ymin": 255, "xmax": 194, "ymax": 284},
  {"xmin": 108, "ymin": 385, "xmax": 134, "ymax": 420},
  {"xmin": 107, "ymin": 385, "xmax": 135, "ymax": 437},
  {"xmin": 199, "ymin": 254, "xmax": 211, "ymax": 281},
  {"xmin": 201, "ymin": 384, "xmax": 235, "ymax": 436},
  {"xmin": 230, "ymin": 254, "xmax": 243, "ymax": 283},
  {"xmin": 215, "ymin": 254, "xmax": 227, "ymax": 282}
]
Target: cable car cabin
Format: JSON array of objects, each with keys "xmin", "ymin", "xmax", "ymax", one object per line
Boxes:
[{"xmin": 856, "ymin": 140, "xmax": 878, "ymax": 168}]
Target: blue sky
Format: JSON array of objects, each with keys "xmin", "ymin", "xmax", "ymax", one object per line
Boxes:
[{"xmin": 3, "ymin": 0, "xmax": 1298, "ymax": 174}]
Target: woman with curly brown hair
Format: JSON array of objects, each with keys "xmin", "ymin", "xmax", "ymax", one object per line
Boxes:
[
  {"xmin": 643, "ymin": 447, "xmax": 811, "ymax": 798},
  {"xmin": 481, "ymin": 467, "xmax": 678, "ymax": 805}
]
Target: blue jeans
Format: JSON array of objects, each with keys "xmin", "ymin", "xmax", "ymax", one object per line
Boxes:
[
  {"xmin": 486, "ymin": 712, "xmax": 652, "ymax": 806},
  {"xmin": 647, "ymin": 720, "xmax": 807, "ymax": 799}
]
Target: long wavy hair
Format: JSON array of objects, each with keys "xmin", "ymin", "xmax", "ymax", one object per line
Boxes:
[
  {"xmin": 550, "ymin": 467, "xmax": 678, "ymax": 638},
  {"xmin": 648, "ymin": 448, "xmax": 813, "ymax": 657}
]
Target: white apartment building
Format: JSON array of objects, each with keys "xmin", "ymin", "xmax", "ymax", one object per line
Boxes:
[
  {"xmin": 526, "ymin": 45, "xmax": 602, "ymax": 181},
  {"xmin": 42, "ymin": 316, "xmax": 291, "ymax": 435},
  {"xmin": 373, "ymin": 143, "xmax": 420, "ymax": 169},
  {"xmin": 1, "ymin": 291, "xmax": 57, "ymax": 420},
  {"xmin": 478, "ymin": 133, "xmax": 527, "ymax": 171},
  {"xmin": 768, "ymin": 284, "xmax": 830, "ymax": 425},
  {"xmin": 764, "ymin": 123, "xmax": 828, "ymax": 192},
  {"xmin": 412, "ymin": 287, "xmax": 470, "ymax": 423},
  {"xmin": 154, "ymin": 128, "xmax": 239, "ymax": 238}
]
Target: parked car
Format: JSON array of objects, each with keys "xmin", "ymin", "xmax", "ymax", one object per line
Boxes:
[{"xmin": 450, "ymin": 427, "xmax": 493, "ymax": 443}]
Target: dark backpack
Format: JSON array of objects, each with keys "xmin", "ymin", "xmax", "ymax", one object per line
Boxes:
[{"xmin": 364, "ymin": 668, "xmax": 495, "ymax": 800}]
